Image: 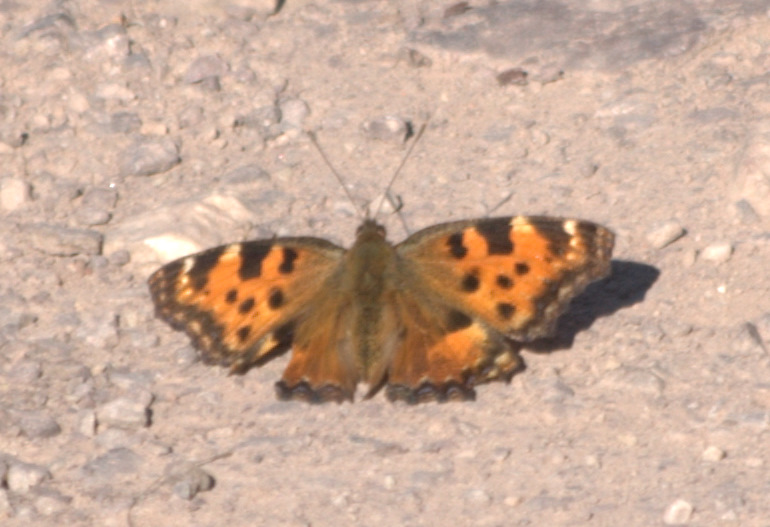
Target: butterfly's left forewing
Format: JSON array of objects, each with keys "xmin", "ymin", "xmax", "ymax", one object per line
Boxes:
[{"xmin": 148, "ymin": 237, "xmax": 346, "ymax": 374}]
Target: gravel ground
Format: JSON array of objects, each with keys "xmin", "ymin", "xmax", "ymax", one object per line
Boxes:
[{"xmin": 2, "ymin": 1, "xmax": 770, "ymax": 525}]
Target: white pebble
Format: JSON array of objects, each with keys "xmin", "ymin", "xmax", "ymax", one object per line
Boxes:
[
  {"xmin": 6, "ymin": 463, "xmax": 50, "ymax": 494},
  {"xmin": 647, "ymin": 221, "xmax": 686, "ymax": 249},
  {"xmin": 701, "ymin": 445, "xmax": 725, "ymax": 462},
  {"xmin": 0, "ymin": 177, "xmax": 31, "ymax": 211},
  {"xmin": 96, "ymin": 397, "xmax": 150, "ymax": 429},
  {"xmin": 700, "ymin": 242, "xmax": 733, "ymax": 263},
  {"xmin": 663, "ymin": 499, "xmax": 694, "ymax": 524}
]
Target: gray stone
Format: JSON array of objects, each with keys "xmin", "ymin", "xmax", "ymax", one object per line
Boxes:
[
  {"xmin": 24, "ymin": 223, "xmax": 103, "ymax": 256},
  {"xmin": 7, "ymin": 360, "xmax": 42, "ymax": 382},
  {"xmin": 83, "ymin": 448, "xmax": 141, "ymax": 478},
  {"xmin": 120, "ymin": 138, "xmax": 180, "ymax": 177},
  {"xmin": 167, "ymin": 462, "xmax": 215, "ymax": 500},
  {"xmin": 0, "ymin": 489, "xmax": 9, "ymax": 515},
  {"xmin": 80, "ymin": 23, "xmax": 130, "ymax": 60},
  {"xmin": 279, "ymin": 98, "xmax": 310, "ymax": 131},
  {"xmin": 77, "ymin": 410, "xmax": 96, "ymax": 437},
  {"xmin": 96, "ymin": 396, "xmax": 151, "ymax": 429},
  {"xmin": 17, "ymin": 411, "xmax": 61, "ymax": 439},
  {"xmin": 400, "ymin": 47, "xmax": 433, "ymax": 68},
  {"xmin": 184, "ymin": 55, "xmax": 229, "ymax": 84},
  {"xmin": 34, "ymin": 488, "xmax": 72, "ymax": 516},
  {"xmin": 736, "ymin": 121, "xmax": 770, "ymax": 217},
  {"xmin": 464, "ymin": 488, "xmax": 492, "ymax": 505},
  {"xmin": 362, "ymin": 115, "xmax": 409, "ymax": 143},
  {"xmin": 107, "ymin": 249, "xmax": 131, "ymax": 266},
  {"xmin": 109, "ymin": 112, "xmax": 142, "ymax": 134},
  {"xmin": 75, "ymin": 207, "xmax": 111, "ymax": 226}
]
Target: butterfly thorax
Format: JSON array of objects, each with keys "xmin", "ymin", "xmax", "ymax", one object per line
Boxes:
[{"xmin": 343, "ymin": 220, "xmax": 398, "ymax": 383}]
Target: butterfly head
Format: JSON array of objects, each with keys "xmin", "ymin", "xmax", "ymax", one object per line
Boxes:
[{"xmin": 355, "ymin": 219, "xmax": 387, "ymax": 242}]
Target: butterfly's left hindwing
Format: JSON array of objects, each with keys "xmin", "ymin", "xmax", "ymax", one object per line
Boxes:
[{"xmin": 148, "ymin": 237, "xmax": 345, "ymax": 373}]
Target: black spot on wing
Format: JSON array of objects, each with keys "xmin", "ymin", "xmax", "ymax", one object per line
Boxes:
[
  {"xmin": 236, "ymin": 326, "xmax": 251, "ymax": 342},
  {"xmin": 279, "ymin": 247, "xmax": 298, "ymax": 274},
  {"xmin": 238, "ymin": 297, "xmax": 255, "ymax": 314},
  {"xmin": 496, "ymin": 274, "xmax": 513, "ymax": 289},
  {"xmin": 475, "ymin": 218, "xmax": 514, "ymax": 255},
  {"xmin": 225, "ymin": 289, "xmax": 238, "ymax": 303},
  {"xmin": 515, "ymin": 262, "xmax": 530, "ymax": 275},
  {"xmin": 268, "ymin": 288, "xmax": 284, "ymax": 309},
  {"xmin": 188, "ymin": 246, "xmax": 226, "ymax": 291},
  {"xmin": 496, "ymin": 302, "xmax": 515, "ymax": 321},
  {"xmin": 446, "ymin": 310, "xmax": 472, "ymax": 332},
  {"xmin": 461, "ymin": 270, "xmax": 480, "ymax": 292},
  {"xmin": 447, "ymin": 232, "xmax": 467, "ymax": 259},
  {"xmin": 238, "ymin": 243, "xmax": 273, "ymax": 281}
]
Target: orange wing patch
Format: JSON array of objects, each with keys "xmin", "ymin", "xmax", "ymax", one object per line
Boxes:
[{"xmin": 385, "ymin": 291, "xmax": 523, "ymax": 403}]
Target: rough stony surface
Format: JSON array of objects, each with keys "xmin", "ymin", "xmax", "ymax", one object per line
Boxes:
[{"xmin": 1, "ymin": 1, "xmax": 770, "ymax": 525}]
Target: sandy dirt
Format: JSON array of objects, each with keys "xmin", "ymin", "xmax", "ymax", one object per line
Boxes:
[{"xmin": 1, "ymin": 0, "xmax": 770, "ymax": 525}]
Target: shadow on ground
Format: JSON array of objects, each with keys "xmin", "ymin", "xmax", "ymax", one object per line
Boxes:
[{"xmin": 526, "ymin": 260, "xmax": 660, "ymax": 354}]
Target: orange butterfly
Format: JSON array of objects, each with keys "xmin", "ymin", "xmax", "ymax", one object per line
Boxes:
[{"xmin": 148, "ymin": 212, "xmax": 613, "ymax": 404}]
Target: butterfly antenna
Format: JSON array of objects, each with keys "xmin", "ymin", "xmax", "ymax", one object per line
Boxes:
[
  {"xmin": 487, "ymin": 191, "xmax": 514, "ymax": 216},
  {"xmin": 373, "ymin": 122, "xmax": 427, "ymax": 219},
  {"xmin": 307, "ymin": 130, "xmax": 365, "ymax": 218}
]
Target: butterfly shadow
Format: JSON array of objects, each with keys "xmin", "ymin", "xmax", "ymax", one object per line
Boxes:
[{"xmin": 523, "ymin": 260, "xmax": 660, "ymax": 354}]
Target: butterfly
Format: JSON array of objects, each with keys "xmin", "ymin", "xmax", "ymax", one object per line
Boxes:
[{"xmin": 148, "ymin": 213, "xmax": 614, "ymax": 404}]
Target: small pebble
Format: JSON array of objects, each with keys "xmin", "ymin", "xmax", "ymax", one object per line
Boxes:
[
  {"xmin": 75, "ymin": 207, "xmax": 111, "ymax": 226},
  {"xmin": 401, "ymin": 47, "xmax": 432, "ymax": 68},
  {"xmin": 109, "ymin": 112, "xmax": 142, "ymax": 134},
  {"xmin": 120, "ymin": 138, "xmax": 180, "ymax": 177},
  {"xmin": 1, "ymin": 177, "xmax": 32, "ymax": 211},
  {"xmin": 663, "ymin": 499, "xmax": 694, "ymax": 525},
  {"xmin": 83, "ymin": 447, "xmax": 141, "ymax": 477},
  {"xmin": 96, "ymin": 397, "xmax": 151, "ymax": 429},
  {"xmin": 0, "ymin": 489, "xmax": 10, "ymax": 514},
  {"xmin": 35, "ymin": 490, "xmax": 72, "ymax": 515},
  {"xmin": 184, "ymin": 55, "xmax": 229, "ymax": 84},
  {"xmin": 8, "ymin": 360, "xmax": 42, "ymax": 382},
  {"xmin": 362, "ymin": 115, "xmax": 409, "ymax": 143},
  {"xmin": 18, "ymin": 411, "xmax": 62, "ymax": 439},
  {"xmin": 77, "ymin": 410, "xmax": 97, "ymax": 437},
  {"xmin": 701, "ymin": 446, "xmax": 725, "ymax": 462},
  {"xmin": 174, "ymin": 467, "xmax": 214, "ymax": 500},
  {"xmin": 647, "ymin": 221, "xmax": 686, "ymax": 249},
  {"xmin": 279, "ymin": 98, "xmax": 310, "ymax": 131},
  {"xmin": 24, "ymin": 223, "xmax": 103, "ymax": 256},
  {"xmin": 108, "ymin": 249, "xmax": 131, "ymax": 266},
  {"xmin": 497, "ymin": 68, "xmax": 528, "ymax": 86},
  {"xmin": 6, "ymin": 462, "xmax": 51, "ymax": 494},
  {"xmin": 700, "ymin": 242, "xmax": 733, "ymax": 263},
  {"xmin": 464, "ymin": 488, "xmax": 492, "ymax": 505}
]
